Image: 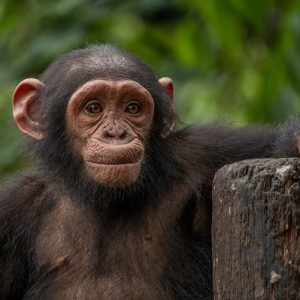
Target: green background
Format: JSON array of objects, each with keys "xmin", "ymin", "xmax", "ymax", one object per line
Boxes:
[{"xmin": 1, "ymin": 0, "xmax": 300, "ymax": 177}]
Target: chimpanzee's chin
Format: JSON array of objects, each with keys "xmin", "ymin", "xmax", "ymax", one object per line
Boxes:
[{"xmin": 85, "ymin": 161, "xmax": 141, "ymax": 188}]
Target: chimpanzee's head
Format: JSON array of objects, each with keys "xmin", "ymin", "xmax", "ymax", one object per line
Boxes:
[{"xmin": 12, "ymin": 45, "xmax": 176, "ymax": 188}]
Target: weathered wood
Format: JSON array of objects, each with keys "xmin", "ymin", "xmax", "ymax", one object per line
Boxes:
[{"xmin": 212, "ymin": 158, "xmax": 300, "ymax": 300}]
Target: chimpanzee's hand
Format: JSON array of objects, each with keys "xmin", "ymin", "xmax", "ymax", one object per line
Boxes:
[{"xmin": 273, "ymin": 118, "xmax": 300, "ymax": 158}]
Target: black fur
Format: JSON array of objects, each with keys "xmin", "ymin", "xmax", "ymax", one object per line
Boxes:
[{"xmin": 1, "ymin": 45, "xmax": 299, "ymax": 300}]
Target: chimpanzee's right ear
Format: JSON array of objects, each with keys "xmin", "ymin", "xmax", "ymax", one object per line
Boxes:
[{"xmin": 12, "ymin": 78, "xmax": 45, "ymax": 140}]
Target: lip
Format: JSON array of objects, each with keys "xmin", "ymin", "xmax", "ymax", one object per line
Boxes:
[
  {"xmin": 85, "ymin": 147, "xmax": 144, "ymax": 165},
  {"xmin": 91, "ymin": 136, "xmax": 137, "ymax": 147},
  {"xmin": 86, "ymin": 160, "xmax": 142, "ymax": 166},
  {"xmin": 99, "ymin": 136, "xmax": 136, "ymax": 145}
]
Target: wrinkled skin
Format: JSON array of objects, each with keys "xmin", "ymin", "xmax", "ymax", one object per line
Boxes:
[{"xmin": 66, "ymin": 79, "xmax": 154, "ymax": 187}]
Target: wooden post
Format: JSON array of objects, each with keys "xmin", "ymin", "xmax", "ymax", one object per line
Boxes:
[{"xmin": 212, "ymin": 158, "xmax": 300, "ymax": 300}]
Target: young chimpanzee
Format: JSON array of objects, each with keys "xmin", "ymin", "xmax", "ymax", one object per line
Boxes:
[{"xmin": 1, "ymin": 44, "xmax": 300, "ymax": 300}]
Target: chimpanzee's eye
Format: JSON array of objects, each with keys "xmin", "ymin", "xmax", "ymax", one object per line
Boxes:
[
  {"xmin": 85, "ymin": 101, "xmax": 102, "ymax": 114},
  {"xmin": 125, "ymin": 102, "xmax": 141, "ymax": 115}
]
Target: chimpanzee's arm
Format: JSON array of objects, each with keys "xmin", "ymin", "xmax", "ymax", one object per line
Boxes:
[
  {"xmin": 174, "ymin": 119, "xmax": 300, "ymax": 183},
  {"xmin": 0, "ymin": 231, "xmax": 28, "ymax": 299},
  {"xmin": 0, "ymin": 175, "xmax": 48, "ymax": 299},
  {"xmin": 172, "ymin": 120, "xmax": 300, "ymax": 237},
  {"xmin": 0, "ymin": 188, "xmax": 28, "ymax": 298}
]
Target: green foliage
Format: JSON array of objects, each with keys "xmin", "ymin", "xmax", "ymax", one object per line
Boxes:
[{"xmin": 1, "ymin": 0, "xmax": 300, "ymax": 177}]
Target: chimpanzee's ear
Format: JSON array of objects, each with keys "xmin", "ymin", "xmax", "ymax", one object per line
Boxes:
[
  {"xmin": 159, "ymin": 77, "xmax": 176, "ymax": 138},
  {"xmin": 159, "ymin": 77, "xmax": 174, "ymax": 99},
  {"xmin": 12, "ymin": 78, "xmax": 45, "ymax": 140}
]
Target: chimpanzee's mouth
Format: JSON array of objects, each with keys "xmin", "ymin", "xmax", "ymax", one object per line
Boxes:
[
  {"xmin": 85, "ymin": 150, "xmax": 143, "ymax": 166},
  {"xmin": 86, "ymin": 160, "xmax": 142, "ymax": 166}
]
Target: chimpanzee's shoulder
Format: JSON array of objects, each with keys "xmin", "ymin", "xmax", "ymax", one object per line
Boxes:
[{"xmin": 0, "ymin": 170, "xmax": 50, "ymax": 208}]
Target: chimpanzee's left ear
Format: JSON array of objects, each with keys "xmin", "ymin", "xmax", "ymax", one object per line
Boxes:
[
  {"xmin": 159, "ymin": 77, "xmax": 176, "ymax": 138},
  {"xmin": 12, "ymin": 78, "xmax": 45, "ymax": 140}
]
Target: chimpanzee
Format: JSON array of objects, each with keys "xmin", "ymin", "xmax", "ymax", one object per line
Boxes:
[{"xmin": 1, "ymin": 44, "xmax": 300, "ymax": 300}]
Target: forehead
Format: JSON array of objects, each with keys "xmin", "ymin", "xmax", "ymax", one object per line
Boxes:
[{"xmin": 70, "ymin": 79, "xmax": 152, "ymax": 99}]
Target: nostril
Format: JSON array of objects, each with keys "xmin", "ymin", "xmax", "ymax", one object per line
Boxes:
[
  {"xmin": 106, "ymin": 131, "xmax": 114, "ymax": 138},
  {"xmin": 119, "ymin": 129, "xmax": 127, "ymax": 140}
]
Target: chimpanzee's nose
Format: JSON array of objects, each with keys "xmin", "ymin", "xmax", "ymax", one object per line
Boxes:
[
  {"xmin": 106, "ymin": 125, "xmax": 126, "ymax": 139},
  {"xmin": 101, "ymin": 123, "xmax": 132, "ymax": 144}
]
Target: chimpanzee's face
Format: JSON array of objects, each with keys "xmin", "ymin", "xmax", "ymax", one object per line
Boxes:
[{"xmin": 66, "ymin": 79, "xmax": 154, "ymax": 187}]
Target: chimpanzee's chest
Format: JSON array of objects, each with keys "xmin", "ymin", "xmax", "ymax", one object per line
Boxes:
[
  {"xmin": 25, "ymin": 191, "xmax": 212, "ymax": 300},
  {"xmin": 24, "ymin": 199, "xmax": 172, "ymax": 299}
]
